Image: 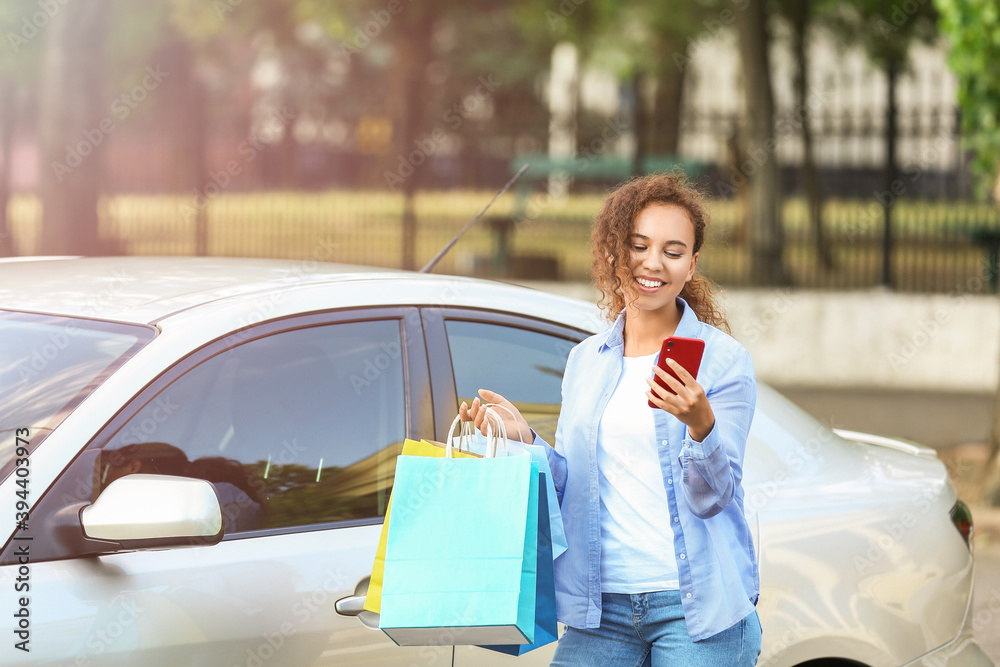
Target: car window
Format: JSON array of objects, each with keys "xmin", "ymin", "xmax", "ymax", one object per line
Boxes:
[
  {"xmin": 0, "ymin": 312, "xmax": 153, "ymax": 480},
  {"xmin": 98, "ymin": 320, "xmax": 406, "ymax": 534},
  {"xmin": 444, "ymin": 320, "xmax": 574, "ymax": 444}
]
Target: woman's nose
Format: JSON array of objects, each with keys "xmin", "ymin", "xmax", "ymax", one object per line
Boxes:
[{"xmin": 642, "ymin": 252, "xmax": 663, "ymax": 270}]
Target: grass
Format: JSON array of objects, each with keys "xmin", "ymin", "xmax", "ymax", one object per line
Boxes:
[{"xmin": 7, "ymin": 190, "xmax": 1000, "ymax": 291}]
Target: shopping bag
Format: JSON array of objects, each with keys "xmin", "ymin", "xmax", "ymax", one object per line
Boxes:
[
  {"xmin": 380, "ymin": 455, "xmax": 539, "ymax": 645},
  {"xmin": 523, "ymin": 443, "xmax": 567, "ymax": 560},
  {"xmin": 364, "ymin": 435, "xmax": 478, "ymax": 615},
  {"xmin": 379, "ymin": 411, "xmax": 539, "ymax": 646},
  {"xmin": 455, "ymin": 403, "xmax": 567, "ymax": 560},
  {"xmin": 478, "ymin": 471, "xmax": 558, "ymax": 655}
]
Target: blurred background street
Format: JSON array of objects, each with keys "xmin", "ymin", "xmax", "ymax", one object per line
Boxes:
[{"xmin": 973, "ymin": 539, "xmax": 1000, "ymax": 663}]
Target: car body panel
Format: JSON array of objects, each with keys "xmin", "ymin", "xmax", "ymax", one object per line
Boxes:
[
  {"xmin": 913, "ymin": 631, "xmax": 996, "ymax": 667},
  {"xmin": 4, "ymin": 526, "xmax": 451, "ymax": 667},
  {"xmin": 748, "ymin": 386, "xmax": 974, "ymax": 665}
]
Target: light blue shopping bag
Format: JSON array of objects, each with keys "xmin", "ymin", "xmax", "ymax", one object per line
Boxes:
[
  {"xmin": 380, "ymin": 454, "xmax": 539, "ymax": 646},
  {"xmin": 479, "ymin": 471, "xmax": 558, "ymax": 655},
  {"xmin": 460, "ymin": 433, "xmax": 567, "ymax": 560}
]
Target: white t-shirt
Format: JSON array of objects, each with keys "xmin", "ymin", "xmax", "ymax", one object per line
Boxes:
[{"xmin": 597, "ymin": 352, "xmax": 679, "ymax": 592}]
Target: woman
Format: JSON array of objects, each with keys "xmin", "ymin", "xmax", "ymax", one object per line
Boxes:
[{"xmin": 460, "ymin": 171, "xmax": 761, "ymax": 665}]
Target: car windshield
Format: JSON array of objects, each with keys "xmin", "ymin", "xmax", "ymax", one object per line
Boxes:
[{"xmin": 0, "ymin": 311, "xmax": 154, "ymax": 478}]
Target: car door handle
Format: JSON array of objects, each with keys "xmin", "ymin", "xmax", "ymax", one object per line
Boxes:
[{"xmin": 335, "ymin": 594, "xmax": 368, "ymax": 616}]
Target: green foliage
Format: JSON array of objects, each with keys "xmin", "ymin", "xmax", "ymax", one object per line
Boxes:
[
  {"xmin": 0, "ymin": 0, "xmax": 58, "ymax": 80},
  {"xmin": 518, "ymin": 0, "xmax": 718, "ymax": 79},
  {"xmin": 0, "ymin": 0, "xmax": 168, "ymax": 91},
  {"xmin": 105, "ymin": 0, "xmax": 171, "ymax": 89},
  {"xmin": 935, "ymin": 0, "xmax": 1000, "ymax": 195},
  {"xmin": 824, "ymin": 0, "xmax": 938, "ymax": 68}
]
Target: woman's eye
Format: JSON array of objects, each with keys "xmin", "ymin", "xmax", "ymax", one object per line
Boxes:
[
  {"xmin": 665, "ymin": 252, "xmax": 682, "ymax": 259},
  {"xmin": 632, "ymin": 245, "xmax": 646, "ymax": 251}
]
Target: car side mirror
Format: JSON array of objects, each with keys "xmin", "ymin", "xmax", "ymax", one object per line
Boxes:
[
  {"xmin": 50, "ymin": 474, "xmax": 224, "ymax": 557},
  {"xmin": 81, "ymin": 474, "xmax": 224, "ymax": 548}
]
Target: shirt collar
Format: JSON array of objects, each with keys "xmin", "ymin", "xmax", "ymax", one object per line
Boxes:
[{"xmin": 598, "ymin": 296, "xmax": 701, "ymax": 352}]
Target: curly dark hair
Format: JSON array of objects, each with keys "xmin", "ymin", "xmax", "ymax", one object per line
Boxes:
[{"xmin": 591, "ymin": 170, "xmax": 729, "ymax": 332}]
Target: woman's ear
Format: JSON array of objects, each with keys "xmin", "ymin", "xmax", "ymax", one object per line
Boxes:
[{"xmin": 686, "ymin": 251, "xmax": 699, "ymax": 282}]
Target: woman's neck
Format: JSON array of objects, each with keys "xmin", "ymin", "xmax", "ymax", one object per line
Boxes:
[{"xmin": 622, "ymin": 301, "xmax": 683, "ymax": 356}]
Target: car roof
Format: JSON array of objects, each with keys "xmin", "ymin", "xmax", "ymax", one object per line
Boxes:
[{"xmin": 0, "ymin": 256, "xmax": 604, "ymax": 332}]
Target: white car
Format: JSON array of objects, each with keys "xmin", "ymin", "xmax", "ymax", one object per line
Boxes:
[{"xmin": 0, "ymin": 256, "xmax": 991, "ymax": 667}]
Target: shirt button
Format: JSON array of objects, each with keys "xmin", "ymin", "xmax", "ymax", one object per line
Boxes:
[
  {"xmin": 679, "ymin": 554, "xmax": 686, "ymax": 559},
  {"xmin": 673, "ymin": 517, "xmax": 678, "ymax": 523},
  {"xmin": 667, "ymin": 478, "xmax": 673, "ymax": 484},
  {"xmin": 686, "ymin": 593, "xmax": 692, "ymax": 599},
  {"xmin": 661, "ymin": 440, "xmax": 667, "ymax": 446}
]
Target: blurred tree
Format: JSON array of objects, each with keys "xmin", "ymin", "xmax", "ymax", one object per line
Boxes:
[
  {"xmin": 168, "ymin": 0, "xmax": 305, "ymax": 252},
  {"xmin": 170, "ymin": 0, "xmax": 545, "ymax": 268},
  {"xmin": 389, "ymin": 3, "xmax": 436, "ymax": 270},
  {"xmin": 0, "ymin": 2, "xmax": 43, "ymax": 257},
  {"xmin": 36, "ymin": 0, "xmax": 111, "ymax": 255},
  {"xmin": 0, "ymin": 76, "xmax": 12, "ymax": 257},
  {"xmin": 736, "ymin": 0, "xmax": 790, "ymax": 286},
  {"xmin": 1, "ymin": 0, "xmax": 172, "ymax": 256},
  {"xmin": 440, "ymin": 4, "xmax": 555, "ymax": 177},
  {"xmin": 773, "ymin": 0, "xmax": 836, "ymax": 270},
  {"xmin": 934, "ymin": 0, "xmax": 1000, "ymax": 504},
  {"xmin": 584, "ymin": 1, "xmax": 711, "ymax": 176},
  {"xmin": 825, "ymin": 0, "xmax": 938, "ymax": 288},
  {"xmin": 516, "ymin": 0, "xmax": 714, "ymax": 176},
  {"xmin": 315, "ymin": 0, "xmax": 559, "ymax": 267}
]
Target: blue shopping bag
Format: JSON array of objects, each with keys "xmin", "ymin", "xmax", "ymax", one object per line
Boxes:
[
  {"xmin": 523, "ymin": 444, "xmax": 568, "ymax": 560},
  {"xmin": 380, "ymin": 454, "xmax": 539, "ymax": 646},
  {"xmin": 479, "ymin": 471, "xmax": 558, "ymax": 655}
]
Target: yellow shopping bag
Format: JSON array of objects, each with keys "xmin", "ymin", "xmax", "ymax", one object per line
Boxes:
[{"xmin": 364, "ymin": 437, "xmax": 478, "ymax": 614}]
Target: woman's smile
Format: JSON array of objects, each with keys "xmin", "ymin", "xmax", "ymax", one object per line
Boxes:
[{"xmin": 635, "ymin": 275, "xmax": 666, "ymax": 292}]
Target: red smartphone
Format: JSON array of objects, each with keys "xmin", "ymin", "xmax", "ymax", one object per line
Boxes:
[{"xmin": 647, "ymin": 336, "xmax": 705, "ymax": 408}]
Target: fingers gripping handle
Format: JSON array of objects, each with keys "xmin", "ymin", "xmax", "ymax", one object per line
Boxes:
[
  {"xmin": 448, "ymin": 406, "xmax": 512, "ymax": 458},
  {"xmin": 482, "ymin": 402, "xmax": 527, "ymax": 444}
]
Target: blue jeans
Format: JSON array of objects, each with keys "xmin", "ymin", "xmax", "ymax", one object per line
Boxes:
[{"xmin": 550, "ymin": 591, "xmax": 761, "ymax": 667}]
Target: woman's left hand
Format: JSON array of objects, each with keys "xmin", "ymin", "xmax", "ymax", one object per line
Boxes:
[{"xmin": 647, "ymin": 358, "xmax": 716, "ymax": 442}]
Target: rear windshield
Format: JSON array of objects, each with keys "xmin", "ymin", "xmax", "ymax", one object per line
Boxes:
[{"xmin": 0, "ymin": 311, "xmax": 154, "ymax": 478}]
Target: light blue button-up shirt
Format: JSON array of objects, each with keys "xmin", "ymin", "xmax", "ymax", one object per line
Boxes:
[{"xmin": 535, "ymin": 297, "xmax": 759, "ymax": 642}]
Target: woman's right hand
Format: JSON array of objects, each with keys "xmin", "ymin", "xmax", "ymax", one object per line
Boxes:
[{"xmin": 458, "ymin": 389, "xmax": 533, "ymax": 444}]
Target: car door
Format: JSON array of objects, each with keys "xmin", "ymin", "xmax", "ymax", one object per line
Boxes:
[
  {"xmin": 0, "ymin": 307, "xmax": 453, "ymax": 667},
  {"xmin": 421, "ymin": 306, "xmax": 586, "ymax": 667}
]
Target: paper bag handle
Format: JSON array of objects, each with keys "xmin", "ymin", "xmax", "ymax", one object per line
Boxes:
[
  {"xmin": 446, "ymin": 406, "xmax": 510, "ymax": 458},
  {"xmin": 481, "ymin": 402, "xmax": 527, "ymax": 444},
  {"xmin": 445, "ymin": 414, "xmax": 476, "ymax": 457}
]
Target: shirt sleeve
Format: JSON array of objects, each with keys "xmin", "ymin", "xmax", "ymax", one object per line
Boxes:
[
  {"xmin": 530, "ymin": 344, "xmax": 578, "ymax": 505},
  {"xmin": 677, "ymin": 346, "xmax": 756, "ymax": 519}
]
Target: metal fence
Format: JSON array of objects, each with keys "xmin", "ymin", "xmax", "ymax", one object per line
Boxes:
[
  {"xmin": 679, "ymin": 107, "xmax": 972, "ymax": 201},
  {"xmin": 6, "ymin": 190, "xmax": 999, "ymax": 294}
]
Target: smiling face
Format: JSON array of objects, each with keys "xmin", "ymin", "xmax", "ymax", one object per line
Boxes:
[{"xmin": 624, "ymin": 203, "xmax": 699, "ymax": 314}]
